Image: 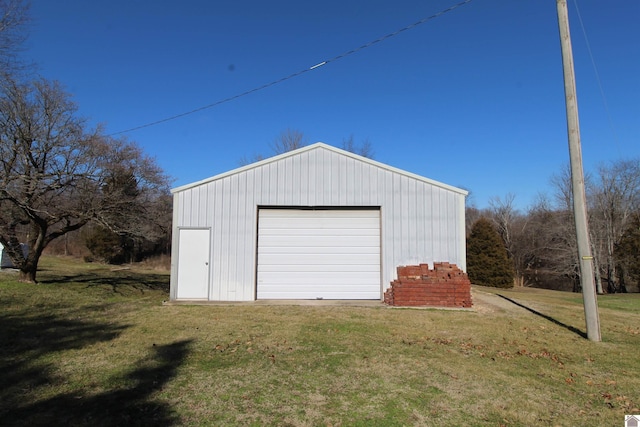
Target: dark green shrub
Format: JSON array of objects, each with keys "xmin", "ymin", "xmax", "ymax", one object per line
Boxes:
[
  {"xmin": 467, "ymin": 217, "xmax": 514, "ymax": 288},
  {"xmin": 84, "ymin": 226, "xmax": 130, "ymax": 264}
]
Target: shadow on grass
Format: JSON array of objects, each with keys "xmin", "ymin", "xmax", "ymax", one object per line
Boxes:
[
  {"xmin": 497, "ymin": 294, "xmax": 588, "ymax": 339},
  {"xmin": 38, "ymin": 271, "xmax": 170, "ymax": 295},
  {"xmin": 0, "ymin": 308, "xmax": 191, "ymax": 426}
]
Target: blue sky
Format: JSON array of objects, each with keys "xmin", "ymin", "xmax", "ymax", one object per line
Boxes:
[{"xmin": 25, "ymin": 0, "xmax": 639, "ymax": 209}]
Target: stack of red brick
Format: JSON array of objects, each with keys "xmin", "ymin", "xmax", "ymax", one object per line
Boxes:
[{"xmin": 384, "ymin": 262, "xmax": 472, "ymax": 308}]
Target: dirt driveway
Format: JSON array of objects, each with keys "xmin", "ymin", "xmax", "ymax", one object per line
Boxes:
[{"xmin": 471, "ymin": 288, "xmax": 523, "ymax": 314}]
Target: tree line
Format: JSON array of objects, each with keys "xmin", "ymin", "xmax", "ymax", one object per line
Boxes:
[
  {"xmin": 467, "ymin": 158, "xmax": 640, "ymax": 293},
  {"xmin": 0, "ymin": 1, "xmax": 171, "ymax": 281}
]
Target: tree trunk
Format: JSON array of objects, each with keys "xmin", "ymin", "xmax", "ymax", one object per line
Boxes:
[
  {"xmin": 617, "ymin": 265, "xmax": 628, "ymax": 293},
  {"xmin": 593, "ymin": 257, "xmax": 604, "ymax": 294},
  {"xmin": 20, "ymin": 233, "xmax": 45, "ymax": 283},
  {"xmin": 19, "ymin": 262, "xmax": 38, "ymax": 283},
  {"xmin": 20, "ymin": 268, "xmax": 38, "ymax": 283}
]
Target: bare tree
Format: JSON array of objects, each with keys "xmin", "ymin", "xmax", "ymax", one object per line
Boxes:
[
  {"xmin": 0, "ymin": 0, "xmax": 29, "ymax": 77},
  {"xmin": 465, "ymin": 205, "xmax": 488, "ymax": 237},
  {"xmin": 0, "ymin": 77, "xmax": 169, "ymax": 282},
  {"xmin": 341, "ymin": 135, "xmax": 375, "ymax": 159},
  {"xmin": 523, "ymin": 194, "xmax": 581, "ymax": 291},
  {"xmin": 237, "ymin": 153, "xmax": 265, "ymax": 166},
  {"xmin": 488, "ymin": 193, "xmax": 531, "ymax": 286},
  {"xmin": 488, "ymin": 193, "xmax": 517, "ymax": 256},
  {"xmin": 270, "ymin": 128, "xmax": 307, "ymax": 155},
  {"xmin": 616, "ymin": 213, "xmax": 640, "ymax": 292},
  {"xmin": 590, "ymin": 159, "xmax": 640, "ymax": 293},
  {"xmin": 240, "ymin": 130, "xmax": 377, "ymax": 166}
]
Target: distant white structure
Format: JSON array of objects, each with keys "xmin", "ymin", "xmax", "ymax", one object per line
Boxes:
[
  {"xmin": 0, "ymin": 243, "xmax": 28, "ymax": 269},
  {"xmin": 170, "ymin": 143, "xmax": 468, "ymax": 301}
]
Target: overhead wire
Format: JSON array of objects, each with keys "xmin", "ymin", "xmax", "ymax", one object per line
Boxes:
[
  {"xmin": 109, "ymin": 0, "xmax": 473, "ymax": 136},
  {"xmin": 572, "ymin": 0, "xmax": 622, "ymax": 157}
]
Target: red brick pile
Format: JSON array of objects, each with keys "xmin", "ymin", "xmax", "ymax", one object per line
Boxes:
[{"xmin": 384, "ymin": 262, "xmax": 472, "ymax": 308}]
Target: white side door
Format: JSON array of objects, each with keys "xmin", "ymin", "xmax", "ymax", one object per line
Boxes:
[{"xmin": 176, "ymin": 228, "xmax": 210, "ymax": 299}]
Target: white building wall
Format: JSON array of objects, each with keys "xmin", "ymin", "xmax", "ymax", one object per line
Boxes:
[{"xmin": 170, "ymin": 143, "xmax": 467, "ymax": 301}]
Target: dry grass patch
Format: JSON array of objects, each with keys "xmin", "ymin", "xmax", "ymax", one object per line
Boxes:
[{"xmin": 1, "ymin": 257, "xmax": 639, "ymax": 426}]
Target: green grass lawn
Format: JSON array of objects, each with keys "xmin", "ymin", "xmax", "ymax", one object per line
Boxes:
[{"xmin": 1, "ymin": 256, "xmax": 638, "ymax": 426}]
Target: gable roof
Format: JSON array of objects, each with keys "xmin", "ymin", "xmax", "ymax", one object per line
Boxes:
[{"xmin": 171, "ymin": 142, "xmax": 468, "ymax": 196}]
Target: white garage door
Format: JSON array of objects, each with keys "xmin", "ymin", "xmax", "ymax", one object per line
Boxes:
[{"xmin": 257, "ymin": 209, "xmax": 381, "ymax": 299}]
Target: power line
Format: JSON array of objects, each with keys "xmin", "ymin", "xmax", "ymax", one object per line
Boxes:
[
  {"xmin": 572, "ymin": 0, "xmax": 621, "ymax": 157},
  {"xmin": 109, "ymin": 0, "xmax": 473, "ymax": 136}
]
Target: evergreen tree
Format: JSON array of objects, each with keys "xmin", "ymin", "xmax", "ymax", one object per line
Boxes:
[
  {"xmin": 467, "ymin": 217, "xmax": 515, "ymax": 288},
  {"xmin": 84, "ymin": 226, "xmax": 130, "ymax": 264},
  {"xmin": 615, "ymin": 214, "xmax": 640, "ymax": 292}
]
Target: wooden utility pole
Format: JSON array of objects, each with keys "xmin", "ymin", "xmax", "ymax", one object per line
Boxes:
[{"xmin": 556, "ymin": 0, "xmax": 601, "ymax": 341}]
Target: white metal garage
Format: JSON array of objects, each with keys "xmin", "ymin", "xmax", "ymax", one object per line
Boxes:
[
  {"xmin": 257, "ymin": 209, "xmax": 381, "ymax": 299},
  {"xmin": 169, "ymin": 142, "xmax": 467, "ymax": 302}
]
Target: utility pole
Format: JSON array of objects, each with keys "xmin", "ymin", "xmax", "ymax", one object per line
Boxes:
[{"xmin": 556, "ymin": 0, "xmax": 601, "ymax": 342}]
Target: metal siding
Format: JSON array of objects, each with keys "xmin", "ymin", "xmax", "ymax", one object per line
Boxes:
[
  {"xmin": 197, "ymin": 185, "xmax": 207, "ymax": 225},
  {"xmin": 336, "ymin": 153, "xmax": 344, "ymax": 204},
  {"xmin": 425, "ymin": 185, "xmax": 435, "ymax": 263},
  {"xmin": 211, "ymin": 180, "xmax": 225, "ymax": 300},
  {"xmin": 268, "ymin": 162, "xmax": 278, "ymax": 203},
  {"xmin": 171, "ymin": 144, "xmax": 467, "ymax": 301},
  {"xmin": 308, "ymin": 150, "xmax": 317, "ymax": 205},
  {"xmin": 182, "ymin": 191, "xmax": 192, "ymax": 227},
  {"xmin": 440, "ymin": 187, "xmax": 450, "ymax": 262},
  {"xmin": 407, "ymin": 177, "xmax": 418, "ymax": 261},
  {"xmin": 353, "ymin": 159, "xmax": 362, "ymax": 205},
  {"xmin": 291, "ymin": 155, "xmax": 301, "ymax": 205},
  {"xmin": 320, "ymin": 150, "xmax": 330, "ymax": 204},
  {"xmin": 442, "ymin": 188, "xmax": 453, "ymax": 260},
  {"xmin": 391, "ymin": 172, "xmax": 402, "ymax": 268},
  {"xmin": 328, "ymin": 152, "xmax": 336, "ymax": 203},
  {"xmin": 279, "ymin": 157, "xmax": 290, "ymax": 205},
  {"xmin": 233, "ymin": 173, "xmax": 245, "ymax": 299},
  {"xmin": 381, "ymin": 168, "xmax": 395, "ymax": 288},
  {"xmin": 218, "ymin": 178, "xmax": 230, "ymax": 299},
  {"xmin": 400, "ymin": 175, "xmax": 410, "ymax": 259},
  {"xmin": 300, "ymin": 152, "xmax": 309, "ymax": 205},
  {"xmin": 241, "ymin": 170, "xmax": 256, "ymax": 300},
  {"xmin": 227, "ymin": 174, "xmax": 240, "ymax": 300},
  {"xmin": 254, "ymin": 164, "xmax": 265, "ymax": 206},
  {"xmin": 457, "ymin": 194, "xmax": 467, "ymax": 271},
  {"xmin": 431, "ymin": 187, "xmax": 443, "ymax": 263},
  {"xmin": 415, "ymin": 180, "xmax": 425, "ymax": 259},
  {"xmin": 169, "ymin": 193, "xmax": 181, "ymax": 300}
]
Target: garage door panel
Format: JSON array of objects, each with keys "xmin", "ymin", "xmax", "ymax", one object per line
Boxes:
[
  {"xmin": 257, "ymin": 209, "xmax": 381, "ymax": 300},
  {"xmin": 262, "ymin": 215, "xmax": 379, "ymax": 224},
  {"xmin": 259, "ymin": 253, "xmax": 380, "ymax": 265},
  {"xmin": 259, "ymin": 236, "xmax": 378, "ymax": 247},
  {"xmin": 258, "ymin": 272, "xmax": 381, "ymax": 283},
  {"xmin": 262, "ymin": 209, "xmax": 379, "ymax": 219},
  {"xmin": 258, "ymin": 264, "xmax": 379, "ymax": 273},
  {"xmin": 259, "ymin": 228, "xmax": 379, "ymax": 236},
  {"xmin": 259, "ymin": 292, "xmax": 381, "ymax": 300},
  {"xmin": 260, "ymin": 231, "xmax": 378, "ymax": 239},
  {"xmin": 260, "ymin": 246, "xmax": 380, "ymax": 255},
  {"xmin": 259, "ymin": 285, "xmax": 381, "ymax": 300}
]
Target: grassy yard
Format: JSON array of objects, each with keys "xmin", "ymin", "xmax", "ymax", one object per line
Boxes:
[{"xmin": 1, "ymin": 256, "xmax": 638, "ymax": 426}]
